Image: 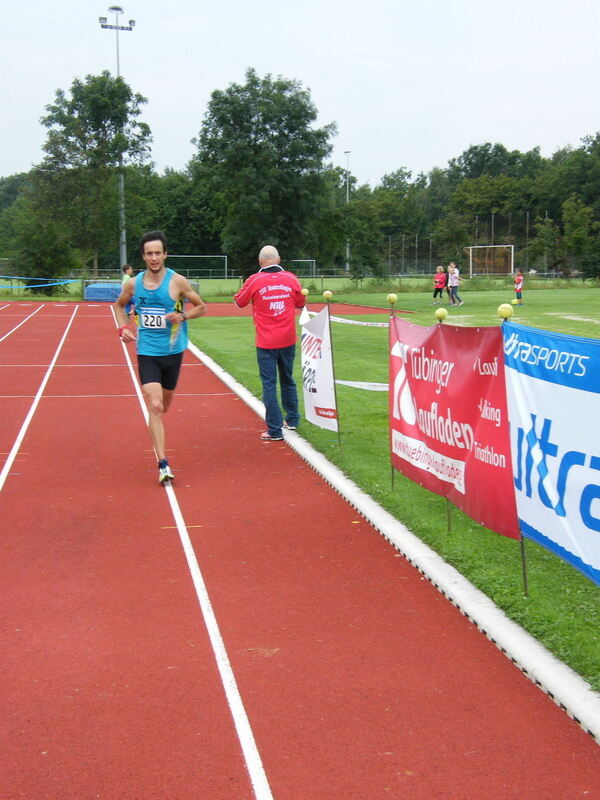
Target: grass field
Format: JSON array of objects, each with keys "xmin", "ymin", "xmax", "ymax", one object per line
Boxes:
[{"xmin": 188, "ymin": 284, "xmax": 600, "ymax": 691}]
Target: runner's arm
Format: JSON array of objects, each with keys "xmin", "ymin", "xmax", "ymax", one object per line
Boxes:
[{"xmin": 166, "ymin": 276, "xmax": 207, "ymax": 323}]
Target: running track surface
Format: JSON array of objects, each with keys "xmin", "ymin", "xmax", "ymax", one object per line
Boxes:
[{"xmin": 1, "ymin": 301, "xmax": 599, "ymax": 800}]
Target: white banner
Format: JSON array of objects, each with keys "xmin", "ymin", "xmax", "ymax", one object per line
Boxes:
[
  {"xmin": 503, "ymin": 320, "xmax": 600, "ymax": 585},
  {"xmin": 300, "ymin": 307, "xmax": 339, "ymax": 432}
]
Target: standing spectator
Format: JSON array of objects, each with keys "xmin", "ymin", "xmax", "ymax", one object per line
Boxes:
[
  {"xmin": 234, "ymin": 245, "xmax": 306, "ymax": 442},
  {"xmin": 447, "ymin": 262, "xmax": 464, "ymax": 306},
  {"xmin": 432, "ymin": 265, "xmax": 446, "ymax": 304},
  {"xmin": 121, "ymin": 264, "xmax": 134, "ymax": 285},
  {"xmin": 445, "ymin": 266, "xmax": 451, "ymax": 303},
  {"xmin": 514, "ymin": 270, "xmax": 524, "ymax": 305},
  {"xmin": 121, "ymin": 264, "xmax": 134, "ymax": 317}
]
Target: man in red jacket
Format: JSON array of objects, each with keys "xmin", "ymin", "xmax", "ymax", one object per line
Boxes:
[{"xmin": 234, "ymin": 245, "xmax": 306, "ymax": 441}]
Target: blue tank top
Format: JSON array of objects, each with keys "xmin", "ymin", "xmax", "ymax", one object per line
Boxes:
[{"xmin": 133, "ymin": 268, "xmax": 188, "ymax": 355}]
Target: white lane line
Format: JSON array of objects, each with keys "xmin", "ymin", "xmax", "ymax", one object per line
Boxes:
[
  {"xmin": 161, "ymin": 484, "xmax": 275, "ymax": 800},
  {"xmin": 0, "ymin": 304, "xmax": 9, "ymax": 311},
  {"xmin": 112, "ymin": 309, "xmax": 274, "ymax": 800},
  {"xmin": 0, "ymin": 394, "xmax": 140, "ymax": 399},
  {"xmin": 0, "ymin": 304, "xmax": 45, "ymax": 343},
  {"xmin": 0, "ymin": 392, "xmax": 235, "ymax": 399},
  {"xmin": 0, "ymin": 362, "xmax": 207, "ymax": 368},
  {"xmin": 0, "ymin": 364, "xmax": 131, "ymax": 368},
  {"xmin": 0, "ymin": 305, "xmax": 78, "ymax": 492}
]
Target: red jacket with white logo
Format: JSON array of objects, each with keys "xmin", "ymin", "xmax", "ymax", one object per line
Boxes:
[{"xmin": 234, "ymin": 266, "xmax": 305, "ymax": 348}]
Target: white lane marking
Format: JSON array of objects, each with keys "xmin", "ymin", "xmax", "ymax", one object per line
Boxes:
[
  {"xmin": 0, "ymin": 392, "xmax": 235, "ymax": 399},
  {"xmin": 0, "ymin": 362, "xmax": 207, "ymax": 368},
  {"xmin": 0, "ymin": 306, "xmax": 78, "ymax": 491},
  {"xmin": 111, "ymin": 308, "xmax": 274, "ymax": 800},
  {"xmin": 0, "ymin": 304, "xmax": 45, "ymax": 343}
]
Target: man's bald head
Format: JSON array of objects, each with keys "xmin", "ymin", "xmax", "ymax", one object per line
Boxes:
[{"xmin": 258, "ymin": 245, "xmax": 280, "ymax": 266}]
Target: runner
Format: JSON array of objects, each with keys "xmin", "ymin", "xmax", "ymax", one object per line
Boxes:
[{"xmin": 114, "ymin": 230, "xmax": 206, "ymax": 484}]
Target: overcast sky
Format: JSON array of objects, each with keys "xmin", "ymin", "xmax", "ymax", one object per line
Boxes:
[{"xmin": 1, "ymin": 0, "xmax": 599, "ymax": 187}]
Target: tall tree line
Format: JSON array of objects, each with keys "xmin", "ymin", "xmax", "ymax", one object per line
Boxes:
[{"xmin": 1, "ymin": 70, "xmax": 600, "ymax": 285}]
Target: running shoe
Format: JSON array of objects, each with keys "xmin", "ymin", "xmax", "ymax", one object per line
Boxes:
[
  {"xmin": 260, "ymin": 432, "xmax": 284, "ymax": 441},
  {"xmin": 158, "ymin": 462, "xmax": 175, "ymax": 484},
  {"xmin": 283, "ymin": 422, "xmax": 297, "ymax": 431}
]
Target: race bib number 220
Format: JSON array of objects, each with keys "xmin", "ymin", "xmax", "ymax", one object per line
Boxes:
[{"xmin": 139, "ymin": 310, "xmax": 167, "ymax": 329}]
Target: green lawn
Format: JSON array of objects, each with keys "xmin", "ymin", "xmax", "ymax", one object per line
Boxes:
[{"xmin": 189, "ymin": 285, "xmax": 600, "ymax": 690}]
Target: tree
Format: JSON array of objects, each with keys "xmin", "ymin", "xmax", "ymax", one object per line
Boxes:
[
  {"xmin": 561, "ymin": 195, "xmax": 596, "ymax": 275},
  {"xmin": 193, "ymin": 68, "xmax": 336, "ymax": 274},
  {"xmin": 301, "ymin": 166, "xmax": 347, "ymax": 270},
  {"xmin": 447, "ymin": 143, "xmax": 543, "ymax": 183},
  {"xmin": 527, "ymin": 215, "xmax": 561, "ymax": 272},
  {"xmin": 36, "ymin": 71, "xmax": 151, "ymax": 272},
  {"xmin": 0, "ymin": 173, "xmax": 29, "ymax": 213},
  {"xmin": 5, "ymin": 194, "xmax": 79, "ymax": 293},
  {"xmin": 378, "ymin": 168, "xmax": 412, "ymax": 195}
]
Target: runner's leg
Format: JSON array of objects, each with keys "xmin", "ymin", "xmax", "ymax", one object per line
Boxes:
[{"xmin": 142, "ymin": 382, "xmax": 167, "ymax": 461}]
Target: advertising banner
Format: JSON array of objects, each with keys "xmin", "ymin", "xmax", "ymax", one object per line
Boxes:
[
  {"xmin": 503, "ymin": 320, "xmax": 600, "ymax": 585},
  {"xmin": 301, "ymin": 307, "xmax": 339, "ymax": 432},
  {"xmin": 389, "ymin": 317, "xmax": 519, "ymax": 539}
]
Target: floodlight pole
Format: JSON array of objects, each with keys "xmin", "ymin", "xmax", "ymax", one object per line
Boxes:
[
  {"xmin": 99, "ymin": 6, "xmax": 136, "ymax": 268},
  {"xmin": 344, "ymin": 150, "xmax": 351, "ymax": 272}
]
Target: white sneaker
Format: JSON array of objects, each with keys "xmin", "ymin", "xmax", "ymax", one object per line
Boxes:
[{"xmin": 158, "ymin": 463, "xmax": 175, "ymax": 484}]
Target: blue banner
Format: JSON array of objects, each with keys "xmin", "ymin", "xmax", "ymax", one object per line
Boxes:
[
  {"xmin": 503, "ymin": 319, "xmax": 600, "ymax": 393},
  {"xmin": 503, "ymin": 321, "xmax": 600, "ymax": 586}
]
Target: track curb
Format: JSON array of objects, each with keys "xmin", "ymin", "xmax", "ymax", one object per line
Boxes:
[{"xmin": 188, "ymin": 342, "xmax": 600, "ymax": 744}]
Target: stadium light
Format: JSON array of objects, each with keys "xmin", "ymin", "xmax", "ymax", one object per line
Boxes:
[
  {"xmin": 98, "ymin": 5, "xmax": 136, "ymax": 268},
  {"xmin": 344, "ymin": 150, "xmax": 351, "ymax": 272}
]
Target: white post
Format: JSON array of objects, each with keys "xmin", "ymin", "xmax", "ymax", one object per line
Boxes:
[{"xmin": 344, "ymin": 150, "xmax": 350, "ymax": 272}]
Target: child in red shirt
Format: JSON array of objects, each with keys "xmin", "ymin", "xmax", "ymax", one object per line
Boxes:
[
  {"xmin": 514, "ymin": 270, "xmax": 523, "ymax": 305},
  {"xmin": 432, "ymin": 266, "xmax": 446, "ymax": 304}
]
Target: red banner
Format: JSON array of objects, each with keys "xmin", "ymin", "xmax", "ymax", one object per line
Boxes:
[{"xmin": 389, "ymin": 317, "xmax": 519, "ymax": 539}]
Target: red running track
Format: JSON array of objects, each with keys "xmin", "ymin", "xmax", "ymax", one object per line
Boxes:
[{"xmin": 1, "ymin": 301, "xmax": 599, "ymax": 800}]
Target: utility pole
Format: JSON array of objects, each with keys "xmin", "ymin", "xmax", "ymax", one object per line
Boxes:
[{"xmin": 99, "ymin": 6, "xmax": 135, "ymax": 267}]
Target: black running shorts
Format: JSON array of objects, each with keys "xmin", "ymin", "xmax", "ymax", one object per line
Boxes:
[{"xmin": 137, "ymin": 352, "xmax": 184, "ymax": 391}]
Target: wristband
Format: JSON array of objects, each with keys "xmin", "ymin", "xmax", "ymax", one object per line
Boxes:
[{"xmin": 118, "ymin": 326, "xmax": 128, "ymax": 336}]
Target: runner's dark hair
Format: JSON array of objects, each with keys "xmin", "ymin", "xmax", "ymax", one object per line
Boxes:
[{"xmin": 139, "ymin": 230, "xmax": 168, "ymax": 255}]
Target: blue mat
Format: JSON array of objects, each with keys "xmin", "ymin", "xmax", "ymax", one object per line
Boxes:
[{"xmin": 84, "ymin": 282, "xmax": 121, "ymax": 301}]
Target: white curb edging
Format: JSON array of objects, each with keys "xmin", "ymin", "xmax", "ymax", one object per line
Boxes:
[{"xmin": 188, "ymin": 342, "xmax": 600, "ymax": 744}]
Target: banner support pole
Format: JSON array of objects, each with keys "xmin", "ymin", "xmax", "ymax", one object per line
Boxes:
[
  {"xmin": 324, "ymin": 293, "xmax": 342, "ymax": 448},
  {"xmin": 388, "ymin": 294, "xmax": 397, "ymax": 486},
  {"xmin": 520, "ymin": 534, "xmax": 529, "ymax": 597}
]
